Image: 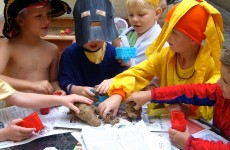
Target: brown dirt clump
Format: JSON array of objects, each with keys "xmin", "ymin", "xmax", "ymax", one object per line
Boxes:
[
  {"xmin": 125, "ymin": 101, "xmax": 142, "ymax": 120},
  {"xmin": 73, "ymin": 103, "xmax": 101, "ymax": 127}
]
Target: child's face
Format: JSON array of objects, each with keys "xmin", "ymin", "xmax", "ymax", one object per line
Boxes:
[
  {"xmin": 218, "ymin": 64, "xmax": 230, "ymax": 99},
  {"xmin": 17, "ymin": 4, "xmax": 51, "ymax": 37},
  {"xmin": 127, "ymin": 5, "xmax": 160, "ymax": 36},
  {"xmin": 167, "ymin": 28, "xmax": 196, "ymax": 54},
  {"xmin": 83, "ymin": 41, "xmax": 104, "ymax": 51}
]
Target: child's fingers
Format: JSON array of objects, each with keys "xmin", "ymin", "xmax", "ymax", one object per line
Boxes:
[
  {"xmin": 102, "ymin": 108, "xmax": 111, "ymax": 118},
  {"xmin": 78, "ymin": 96, "xmax": 93, "ymax": 104},
  {"xmin": 46, "ymin": 84, "xmax": 53, "ymax": 95},
  {"xmin": 98, "ymin": 104, "xmax": 106, "ymax": 117},
  {"xmin": 168, "ymin": 128, "xmax": 177, "ymax": 135},
  {"xmin": 112, "ymin": 108, "xmax": 118, "ymax": 117},
  {"xmin": 134, "ymin": 104, "xmax": 141, "ymax": 110},
  {"xmin": 18, "ymin": 127, "xmax": 36, "ymax": 134},
  {"xmin": 98, "ymin": 103, "xmax": 110, "ymax": 118},
  {"xmin": 185, "ymin": 125, "xmax": 190, "ymax": 133},
  {"xmin": 10, "ymin": 118, "xmax": 24, "ymax": 125},
  {"xmin": 68, "ymin": 104, "xmax": 80, "ymax": 114}
]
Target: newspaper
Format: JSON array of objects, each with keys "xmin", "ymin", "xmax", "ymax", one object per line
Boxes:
[
  {"xmin": 0, "ymin": 106, "xmax": 72, "ymax": 149},
  {"xmin": 53, "ymin": 106, "xmax": 133, "ymax": 129},
  {"xmin": 81, "ymin": 121, "xmax": 172, "ymax": 150},
  {"xmin": 192, "ymin": 130, "xmax": 229, "ymax": 144},
  {"xmin": 142, "ymin": 111, "xmax": 210, "ymax": 134}
]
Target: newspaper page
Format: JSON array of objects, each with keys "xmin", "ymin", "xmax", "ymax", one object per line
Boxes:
[
  {"xmin": 81, "ymin": 121, "xmax": 172, "ymax": 150},
  {"xmin": 192, "ymin": 130, "xmax": 229, "ymax": 144},
  {"xmin": 0, "ymin": 106, "xmax": 72, "ymax": 149},
  {"xmin": 142, "ymin": 112, "xmax": 210, "ymax": 134},
  {"xmin": 53, "ymin": 106, "xmax": 133, "ymax": 129}
]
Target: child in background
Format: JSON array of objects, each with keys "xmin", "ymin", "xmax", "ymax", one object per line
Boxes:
[
  {"xmin": 126, "ymin": 48, "xmax": 230, "ymax": 149},
  {"xmin": 98, "ymin": 0, "xmax": 224, "ymax": 119},
  {"xmin": 0, "ymin": 79, "xmax": 92, "ymax": 142},
  {"xmin": 0, "ymin": 0, "xmax": 71, "ymax": 97},
  {"xmin": 58, "ymin": 0, "xmax": 127, "ymax": 100},
  {"xmin": 118, "ymin": 0, "xmax": 168, "ymax": 67}
]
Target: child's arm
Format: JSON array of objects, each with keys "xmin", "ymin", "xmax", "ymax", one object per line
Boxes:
[
  {"xmin": 126, "ymin": 90, "xmax": 152, "ymax": 110},
  {"xmin": 126, "ymin": 83, "xmax": 219, "ymax": 116},
  {"xmin": 151, "ymin": 83, "xmax": 218, "ymax": 106},
  {"xmin": 5, "ymin": 91, "xmax": 93, "ymax": 114},
  {"xmin": 0, "ymin": 118, "xmax": 35, "ymax": 142},
  {"xmin": 107, "ymin": 51, "xmax": 161, "ymax": 99},
  {"xmin": 169, "ymin": 127, "xmax": 230, "ymax": 149},
  {"xmin": 49, "ymin": 46, "xmax": 65, "ymax": 95},
  {"xmin": 185, "ymin": 135, "xmax": 230, "ymax": 149},
  {"xmin": 0, "ymin": 77, "xmax": 54, "ymax": 94},
  {"xmin": 95, "ymin": 78, "xmax": 113, "ymax": 95}
]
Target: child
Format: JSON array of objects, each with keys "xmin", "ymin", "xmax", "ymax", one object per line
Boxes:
[
  {"xmin": 118, "ymin": 0, "xmax": 168, "ymax": 68},
  {"xmin": 98, "ymin": 0, "xmax": 224, "ymax": 119},
  {"xmin": 0, "ymin": 79, "xmax": 93, "ymax": 142},
  {"xmin": 58, "ymin": 0, "xmax": 127, "ymax": 100},
  {"xmin": 126, "ymin": 48, "xmax": 230, "ymax": 149},
  {"xmin": 0, "ymin": 0, "xmax": 71, "ymax": 96}
]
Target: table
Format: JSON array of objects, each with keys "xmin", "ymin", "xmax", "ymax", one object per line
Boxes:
[{"xmin": 3, "ymin": 118, "xmax": 228, "ymax": 150}]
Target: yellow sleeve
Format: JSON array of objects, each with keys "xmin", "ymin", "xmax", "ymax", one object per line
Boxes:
[
  {"xmin": 108, "ymin": 51, "xmax": 162, "ymax": 99},
  {"xmin": 0, "ymin": 80, "xmax": 16, "ymax": 100}
]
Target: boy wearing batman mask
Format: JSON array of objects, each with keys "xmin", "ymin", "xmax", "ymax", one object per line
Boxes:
[
  {"xmin": 58, "ymin": 0, "xmax": 127, "ymax": 101},
  {"xmin": 0, "ymin": 0, "xmax": 71, "ymax": 97}
]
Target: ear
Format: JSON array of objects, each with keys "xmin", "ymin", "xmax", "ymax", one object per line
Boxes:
[
  {"xmin": 15, "ymin": 15, "xmax": 25, "ymax": 27},
  {"xmin": 154, "ymin": 7, "xmax": 163, "ymax": 20}
]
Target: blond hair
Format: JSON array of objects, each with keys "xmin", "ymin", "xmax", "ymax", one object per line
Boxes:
[
  {"xmin": 220, "ymin": 48, "xmax": 230, "ymax": 68},
  {"xmin": 126, "ymin": 0, "xmax": 159, "ymax": 9}
]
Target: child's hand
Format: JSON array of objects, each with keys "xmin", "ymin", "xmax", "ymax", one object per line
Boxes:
[
  {"xmin": 168, "ymin": 126, "xmax": 191, "ymax": 149},
  {"xmin": 32, "ymin": 80, "xmax": 53, "ymax": 95},
  {"xmin": 54, "ymin": 90, "xmax": 66, "ymax": 96},
  {"xmin": 98, "ymin": 94, "xmax": 122, "ymax": 118},
  {"xmin": 126, "ymin": 91, "xmax": 151, "ymax": 110},
  {"xmin": 166, "ymin": 104, "xmax": 190, "ymax": 116},
  {"xmin": 3, "ymin": 119, "xmax": 35, "ymax": 142},
  {"xmin": 112, "ymin": 38, "xmax": 121, "ymax": 47},
  {"xmin": 76, "ymin": 86, "xmax": 98, "ymax": 101},
  {"xmin": 62, "ymin": 94, "xmax": 93, "ymax": 114},
  {"xmin": 117, "ymin": 59, "xmax": 131, "ymax": 67},
  {"xmin": 95, "ymin": 78, "xmax": 113, "ymax": 94}
]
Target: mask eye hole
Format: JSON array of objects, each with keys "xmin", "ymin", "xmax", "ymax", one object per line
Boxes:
[
  {"xmin": 81, "ymin": 11, "xmax": 90, "ymax": 18},
  {"xmin": 96, "ymin": 10, "xmax": 106, "ymax": 16}
]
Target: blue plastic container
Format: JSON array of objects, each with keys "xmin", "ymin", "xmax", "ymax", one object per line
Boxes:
[
  {"xmin": 90, "ymin": 89, "xmax": 108, "ymax": 103},
  {"xmin": 115, "ymin": 47, "xmax": 137, "ymax": 63}
]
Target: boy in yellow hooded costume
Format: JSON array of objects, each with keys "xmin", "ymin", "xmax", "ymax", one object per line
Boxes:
[{"xmin": 98, "ymin": 0, "xmax": 224, "ymax": 120}]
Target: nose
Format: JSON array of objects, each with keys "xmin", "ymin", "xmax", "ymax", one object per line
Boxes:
[
  {"xmin": 130, "ymin": 15, "xmax": 138, "ymax": 23},
  {"xmin": 44, "ymin": 15, "xmax": 51, "ymax": 25}
]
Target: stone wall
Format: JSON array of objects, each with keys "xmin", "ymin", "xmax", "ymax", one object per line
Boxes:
[{"xmin": 209, "ymin": 0, "xmax": 230, "ymax": 11}]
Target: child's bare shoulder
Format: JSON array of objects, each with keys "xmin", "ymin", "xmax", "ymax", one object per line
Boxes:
[
  {"xmin": 0, "ymin": 39, "xmax": 13, "ymax": 53},
  {"xmin": 41, "ymin": 39, "xmax": 59, "ymax": 52}
]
